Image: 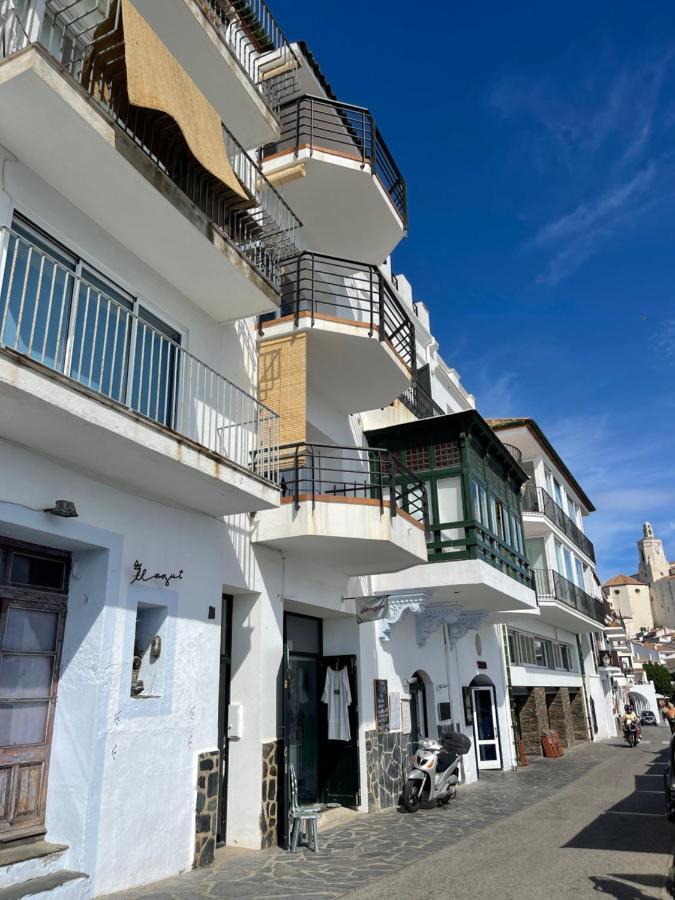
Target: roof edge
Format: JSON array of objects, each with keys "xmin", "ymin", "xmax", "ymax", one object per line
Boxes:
[{"xmin": 487, "ymin": 418, "xmax": 595, "ymax": 512}]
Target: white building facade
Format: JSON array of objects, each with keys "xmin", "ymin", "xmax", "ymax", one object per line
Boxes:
[
  {"xmin": 487, "ymin": 420, "xmax": 615, "ymax": 752},
  {"xmin": 0, "ymin": 2, "xmax": 613, "ymax": 897}
]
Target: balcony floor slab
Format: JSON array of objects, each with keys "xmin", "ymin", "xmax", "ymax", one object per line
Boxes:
[
  {"xmin": 263, "ymin": 149, "xmax": 405, "ymax": 263},
  {"xmin": 0, "ymin": 47, "xmax": 278, "ymax": 323},
  {"xmin": 0, "ymin": 354, "xmax": 279, "ymax": 517},
  {"xmin": 536, "ymin": 598, "xmax": 604, "ymax": 633},
  {"xmin": 371, "ymin": 558, "xmax": 537, "ymax": 614},
  {"xmin": 251, "ymin": 497, "xmax": 427, "ymax": 575}
]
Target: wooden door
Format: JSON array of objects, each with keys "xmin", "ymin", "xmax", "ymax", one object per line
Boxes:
[{"xmin": 0, "ymin": 599, "xmax": 65, "ymax": 841}]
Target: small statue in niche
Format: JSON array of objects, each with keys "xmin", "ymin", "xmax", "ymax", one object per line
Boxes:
[{"xmin": 130, "ymin": 641, "xmax": 144, "ymax": 696}]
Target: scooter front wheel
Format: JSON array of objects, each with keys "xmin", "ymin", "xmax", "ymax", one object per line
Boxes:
[{"xmin": 403, "ymin": 779, "xmax": 422, "ymax": 813}]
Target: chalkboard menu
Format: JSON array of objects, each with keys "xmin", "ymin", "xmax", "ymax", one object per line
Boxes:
[{"xmin": 374, "ymin": 679, "xmax": 389, "ymax": 732}]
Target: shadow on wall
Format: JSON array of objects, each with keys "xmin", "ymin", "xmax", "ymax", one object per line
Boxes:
[{"xmin": 564, "ymin": 746, "xmax": 670, "ymax": 856}]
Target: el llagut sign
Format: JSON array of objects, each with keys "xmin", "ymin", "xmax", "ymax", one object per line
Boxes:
[{"xmin": 130, "ymin": 560, "xmax": 184, "ymax": 588}]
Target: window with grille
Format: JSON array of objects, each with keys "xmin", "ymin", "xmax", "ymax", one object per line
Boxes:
[
  {"xmin": 434, "ymin": 441, "xmax": 460, "ymax": 468},
  {"xmin": 405, "ymin": 447, "xmax": 430, "ymax": 471}
]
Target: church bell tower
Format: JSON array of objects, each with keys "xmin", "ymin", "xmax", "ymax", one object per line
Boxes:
[{"xmin": 637, "ymin": 522, "xmax": 670, "ymax": 583}]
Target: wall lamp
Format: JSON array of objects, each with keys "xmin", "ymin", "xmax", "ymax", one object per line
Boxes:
[{"xmin": 44, "ymin": 500, "xmax": 78, "ymax": 518}]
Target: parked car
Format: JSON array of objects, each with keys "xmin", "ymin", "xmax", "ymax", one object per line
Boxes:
[{"xmin": 641, "ymin": 710, "xmax": 658, "ymax": 726}]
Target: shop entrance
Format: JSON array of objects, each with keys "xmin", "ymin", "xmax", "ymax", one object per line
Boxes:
[
  {"xmin": 283, "ymin": 613, "xmax": 359, "ymax": 847},
  {"xmin": 0, "ymin": 538, "xmax": 69, "ymax": 842},
  {"xmin": 469, "ymin": 676, "xmax": 502, "ymax": 771}
]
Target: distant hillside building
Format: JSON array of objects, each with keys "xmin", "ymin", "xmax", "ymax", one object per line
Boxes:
[{"xmin": 602, "ymin": 574, "xmax": 653, "ymax": 636}]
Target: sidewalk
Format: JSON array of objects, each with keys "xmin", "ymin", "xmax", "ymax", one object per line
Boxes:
[{"xmin": 105, "ymin": 738, "xmax": 649, "ymax": 899}]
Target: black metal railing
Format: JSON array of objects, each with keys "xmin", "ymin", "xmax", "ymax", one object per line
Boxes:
[
  {"xmin": 3, "ymin": 0, "xmax": 301, "ymax": 292},
  {"xmin": 534, "ymin": 569, "xmax": 605, "ymax": 624},
  {"xmin": 398, "ymin": 381, "xmax": 444, "ymax": 419},
  {"xmin": 502, "ymin": 443, "xmax": 522, "ymax": 463},
  {"xmin": 262, "ymin": 95, "xmax": 408, "ymax": 226},
  {"xmin": 277, "ymin": 443, "xmax": 428, "ymax": 528},
  {"xmin": 523, "ymin": 485, "xmax": 595, "ymax": 562},
  {"xmin": 258, "ymin": 252, "xmax": 415, "ymax": 371}
]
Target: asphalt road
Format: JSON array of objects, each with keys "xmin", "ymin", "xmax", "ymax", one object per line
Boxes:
[{"xmin": 345, "ymin": 731, "xmax": 675, "ymax": 900}]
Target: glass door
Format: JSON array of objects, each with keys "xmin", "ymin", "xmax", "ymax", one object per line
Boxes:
[{"xmin": 470, "ymin": 686, "xmax": 502, "ymax": 771}]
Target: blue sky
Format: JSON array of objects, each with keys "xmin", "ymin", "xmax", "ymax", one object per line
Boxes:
[{"xmin": 274, "ymin": 2, "xmax": 675, "ymax": 578}]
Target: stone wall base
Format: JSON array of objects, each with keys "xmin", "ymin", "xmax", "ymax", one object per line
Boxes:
[
  {"xmin": 514, "ymin": 686, "xmax": 589, "ymax": 762},
  {"xmin": 260, "ymin": 740, "xmax": 282, "ymax": 849},
  {"xmin": 365, "ymin": 730, "xmax": 412, "ymax": 811},
  {"xmin": 194, "ymin": 749, "xmax": 220, "ymax": 868}
]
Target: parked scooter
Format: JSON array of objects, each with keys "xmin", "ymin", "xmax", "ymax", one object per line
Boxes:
[
  {"xmin": 623, "ymin": 719, "xmax": 639, "ymax": 748},
  {"xmin": 403, "ymin": 732, "xmax": 472, "ymax": 813}
]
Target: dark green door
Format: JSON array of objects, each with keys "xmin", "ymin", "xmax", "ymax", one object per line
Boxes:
[{"xmin": 319, "ymin": 655, "xmax": 360, "ymax": 807}]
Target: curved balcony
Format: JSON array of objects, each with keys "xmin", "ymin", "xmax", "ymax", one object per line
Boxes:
[
  {"xmin": 258, "ymin": 253, "xmax": 415, "ymax": 413},
  {"xmin": 261, "ymin": 95, "xmax": 407, "ymax": 263},
  {"xmin": 534, "ymin": 569, "xmax": 605, "ymax": 631},
  {"xmin": 252, "ymin": 443, "xmax": 429, "ymax": 575},
  {"xmin": 523, "ymin": 485, "xmax": 595, "ymax": 562}
]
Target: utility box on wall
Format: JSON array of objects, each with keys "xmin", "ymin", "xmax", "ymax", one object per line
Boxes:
[{"xmin": 228, "ymin": 703, "xmax": 242, "ymax": 739}]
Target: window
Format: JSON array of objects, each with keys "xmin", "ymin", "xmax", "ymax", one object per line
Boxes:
[
  {"xmin": 518, "ymin": 633, "xmax": 536, "ymax": 666},
  {"xmin": 507, "ymin": 630, "xmax": 518, "ymax": 664},
  {"xmin": 2, "ymin": 215, "xmax": 182, "ymax": 431},
  {"xmin": 435, "ymin": 476, "xmax": 464, "ymax": 541},
  {"xmin": 574, "ymin": 558, "xmax": 585, "ymax": 589},
  {"xmin": 471, "ymin": 479, "xmax": 481, "ymax": 524},
  {"xmin": 534, "ymin": 639, "xmax": 546, "ymax": 667},
  {"xmin": 553, "ymin": 479, "xmax": 564, "ymax": 507},
  {"xmin": 9, "ymin": 553, "xmax": 66, "ymax": 591},
  {"xmin": 560, "ymin": 644, "xmax": 572, "ymax": 671},
  {"xmin": 552, "ymin": 643, "xmax": 564, "ymax": 669}
]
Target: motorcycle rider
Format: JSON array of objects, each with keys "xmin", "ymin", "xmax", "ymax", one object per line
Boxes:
[{"xmin": 622, "ymin": 704, "xmax": 641, "ymax": 743}]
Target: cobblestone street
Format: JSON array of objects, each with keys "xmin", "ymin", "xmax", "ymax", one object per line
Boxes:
[{"xmin": 106, "ymin": 735, "xmax": 675, "ymax": 899}]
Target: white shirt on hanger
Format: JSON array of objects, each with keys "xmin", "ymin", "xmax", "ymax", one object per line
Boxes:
[{"xmin": 322, "ymin": 666, "xmax": 352, "ymax": 741}]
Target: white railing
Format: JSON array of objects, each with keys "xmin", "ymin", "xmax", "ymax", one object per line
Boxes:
[{"xmin": 0, "ymin": 227, "xmax": 279, "ymax": 484}]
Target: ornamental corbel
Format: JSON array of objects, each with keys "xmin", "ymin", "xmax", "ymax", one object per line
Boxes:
[{"xmin": 377, "ymin": 591, "xmax": 432, "ymax": 642}]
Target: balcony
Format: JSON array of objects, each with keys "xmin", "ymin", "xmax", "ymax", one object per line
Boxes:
[
  {"xmin": 523, "ymin": 485, "xmax": 595, "ymax": 562},
  {"xmin": 251, "ymin": 443, "xmax": 429, "ymax": 575},
  {"xmin": 261, "ymin": 95, "xmax": 407, "ymax": 263},
  {"xmin": 399, "ymin": 381, "xmax": 444, "ymax": 419},
  {"xmin": 257, "ymin": 253, "xmax": 415, "ymax": 413},
  {"xmin": 131, "ymin": 0, "xmax": 300, "ymax": 147},
  {"xmin": 534, "ymin": 569, "xmax": 605, "ymax": 631},
  {"xmin": 0, "ymin": 226, "xmax": 279, "ymax": 515},
  {"xmin": 0, "ymin": 4, "xmax": 301, "ymax": 320},
  {"xmin": 365, "ymin": 409, "xmax": 538, "ymax": 614}
]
